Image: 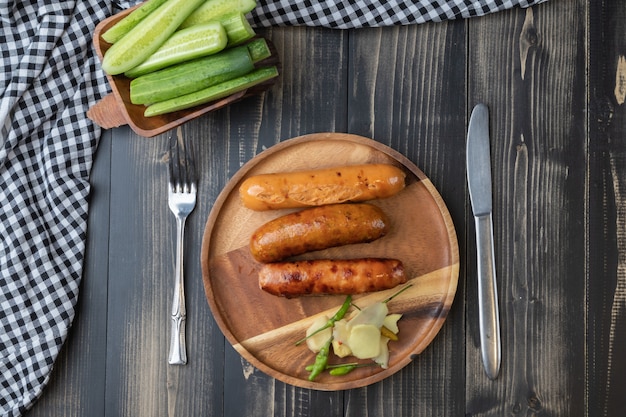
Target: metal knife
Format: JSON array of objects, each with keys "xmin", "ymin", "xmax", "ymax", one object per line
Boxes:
[{"xmin": 466, "ymin": 103, "xmax": 501, "ymax": 380}]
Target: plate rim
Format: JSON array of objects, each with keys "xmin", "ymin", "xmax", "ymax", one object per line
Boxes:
[{"xmin": 200, "ymin": 132, "xmax": 459, "ymax": 390}]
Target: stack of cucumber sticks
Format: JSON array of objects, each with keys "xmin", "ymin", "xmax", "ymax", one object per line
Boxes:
[{"xmin": 100, "ymin": 0, "xmax": 278, "ymax": 117}]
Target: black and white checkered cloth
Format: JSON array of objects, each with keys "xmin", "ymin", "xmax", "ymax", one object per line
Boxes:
[
  {"xmin": 0, "ymin": 0, "xmax": 547, "ymax": 415},
  {"xmin": 249, "ymin": 0, "xmax": 547, "ymax": 28}
]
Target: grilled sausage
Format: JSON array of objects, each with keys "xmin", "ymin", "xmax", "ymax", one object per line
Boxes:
[
  {"xmin": 250, "ymin": 203, "xmax": 389, "ymax": 263},
  {"xmin": 239, "ymin": 164, "xmax": 406, "ymax": 211},
  {"xmin": 258, "ymin": 258, "xmax": 406, "ymax": 298}
]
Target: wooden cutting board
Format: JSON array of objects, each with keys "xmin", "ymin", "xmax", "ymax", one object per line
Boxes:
[{"xmin": 200, "ymin": 133, "xmax": 459, "ymax": 390}]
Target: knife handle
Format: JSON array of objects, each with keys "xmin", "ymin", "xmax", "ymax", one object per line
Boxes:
[{"xmin": 475, "ymin": 213, "xmax": 501, "ymax": 379}]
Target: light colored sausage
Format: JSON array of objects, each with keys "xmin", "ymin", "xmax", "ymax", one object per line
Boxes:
[{"xmin": 239, "ymin": 164, "xmax": 406, "ymax": 211}]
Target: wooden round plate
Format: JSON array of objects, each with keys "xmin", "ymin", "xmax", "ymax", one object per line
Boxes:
[{"xmin": 200, "ymin": 132, "xmax": 459, "ymax": 390}]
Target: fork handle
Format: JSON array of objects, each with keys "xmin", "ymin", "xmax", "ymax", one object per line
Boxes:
[{"xmin": 169, "ymin": 216, "xmax": 187, "ymax": 365}]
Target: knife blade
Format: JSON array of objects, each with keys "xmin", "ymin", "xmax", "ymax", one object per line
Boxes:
[{"xmin": 466, "ymin": 103, "xmax": 501, "ymax": 380}]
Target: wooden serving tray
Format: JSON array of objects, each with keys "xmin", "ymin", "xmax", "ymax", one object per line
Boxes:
[
  {"xmin": 89, "ymin": 5, "xmax": 278, "ymax": 138},
  {"xmin": 200, "ymin": 133, "xmax": 459, "ymax": 390}
]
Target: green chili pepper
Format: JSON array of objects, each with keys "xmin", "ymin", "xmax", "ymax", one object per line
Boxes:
[
  {"xmin": 295, "ymin": 295, "xmax": 352, "ymax": 346},
  {"xmin": 306, "ymin": 362, "xmax": 359, "ymax": 372},
  {"xmin": 328, "ymin": 364, "xmax": 358, "ymax": 376},
  {"xmin": 306, "ymin": 361, "xmax": 377, "ymax": 378},
  {"xmin": 308, "ymin": 337, "xmax": 332, "ymax": 381},
  {"xmin": 328, "ymin": 363, "xmax": 377, "ymax": 376}
]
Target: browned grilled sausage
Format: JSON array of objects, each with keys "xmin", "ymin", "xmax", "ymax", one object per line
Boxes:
[
  {"xmin": 249, "ymin": 203, "xmax": 389, "ymax": 263},
  {"xmin": 239, "ymin": 164, "xmax": 406, "ymax": 211},
  {"xmin": 258, "ymin": 258, "xmax": 406, "ymax": 298}
]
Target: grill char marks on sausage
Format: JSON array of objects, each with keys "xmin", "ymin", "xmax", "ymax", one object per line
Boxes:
[
  {"xmin": 258, "ymin": 258, "xmax": 406, "ymax": 298},
  {"xmin": 250, "ymin": 203, "xmax": 390, "ymax": 263}
]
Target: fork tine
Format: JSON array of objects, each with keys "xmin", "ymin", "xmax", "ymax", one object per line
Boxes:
[
  {"xmin": 169, "ymin": 134, "xmax": 180, "ymax": 191},
  {"xmin": 169, "ymin": 134, "xmax": 197, "ymax": 193},
  {"xmin": 182, "ymin": 139, "xmax": 197, "ymax": 191}
]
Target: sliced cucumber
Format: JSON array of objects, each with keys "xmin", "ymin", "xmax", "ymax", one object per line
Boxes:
[
  {"xmin": 130, "ymin": 45, "xmax": 255, "ymax": 105},
  {"xmin": 179, "ymin": 0, "xmax": 257, "ymax": 29},
  {"xmin": 144, "ymin": 66, "xmax": 278, "ymax": 117},
  {"xmin": 124, "ymin": 22, "xmax": 228, "ymax": 78},
  {"xmin": 101, "ymin": 0, "xmax": 205, "ymax": 75},
  {"xmin": 245, "ymin": 38, "xmax": 271, "ymax": 63},
  {"xmin": 101, "ymin": 0, "xmax": 169, "ymax": 44},
  {"xmin": 219, "ymin": 12, "xmax": 256, "ymax": 46}
]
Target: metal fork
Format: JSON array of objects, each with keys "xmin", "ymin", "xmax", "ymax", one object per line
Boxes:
[{"xmin": 167, "ymin": 132, "xmax": 197, "ymax": 365}]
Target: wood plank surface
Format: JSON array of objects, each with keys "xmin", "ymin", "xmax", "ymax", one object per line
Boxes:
[
  {"xmin": 23, "ymin": 130, "xmax": 113, "ymax": 417},
  {"xmin": 588, "ymin": 0, "xmax": 626, "ymax": 416},
  {"xmin": 22, "ymin": 1, "xmax": 626, "ymax": 416},
  {"xmin": 344, "ymin": 20, "xmax": 468, "ymax": 417},
  {"xmin": 214, "ymin": 25, "xmax": 351, "ymax": 417},
  {"xmin": 466, "ymin": 1, "xmax": 588, "ymax": 415}
]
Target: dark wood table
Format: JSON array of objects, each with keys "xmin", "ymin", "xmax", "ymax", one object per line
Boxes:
[{"xmin": 24, "ymin": 0, "xmax": 626, "ymax": 415}]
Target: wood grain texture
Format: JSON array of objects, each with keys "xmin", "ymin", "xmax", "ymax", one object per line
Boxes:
[
  {"xmin": 214, "ymin": 25, "xmax": 353, "ymax": 417},
  {"xmin": 200, "ymin": 133, "xmax": 459, "ymax": 390},
  {"xmin": 345, "ymin": 20, "xmax": 469, "ymax": 417},
  {"xmin": 24, "ymin": 1, "xmax": 626, "ymax": 416},
  {"xmin": 97, "ymin": 129, "xmax": 225, "ymax": 417},
  {"xmin": 467, "ymin": 1, "xmax": 587, "ymax": 415},
  {"xmin": 588, "ymin": 0, "xmax": 626, "ymax": 416}
]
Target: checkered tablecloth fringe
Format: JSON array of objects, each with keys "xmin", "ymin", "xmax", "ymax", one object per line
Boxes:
[{"xmin": 0, "ymin": 1, "xmax": 546, "ymax": 416}]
